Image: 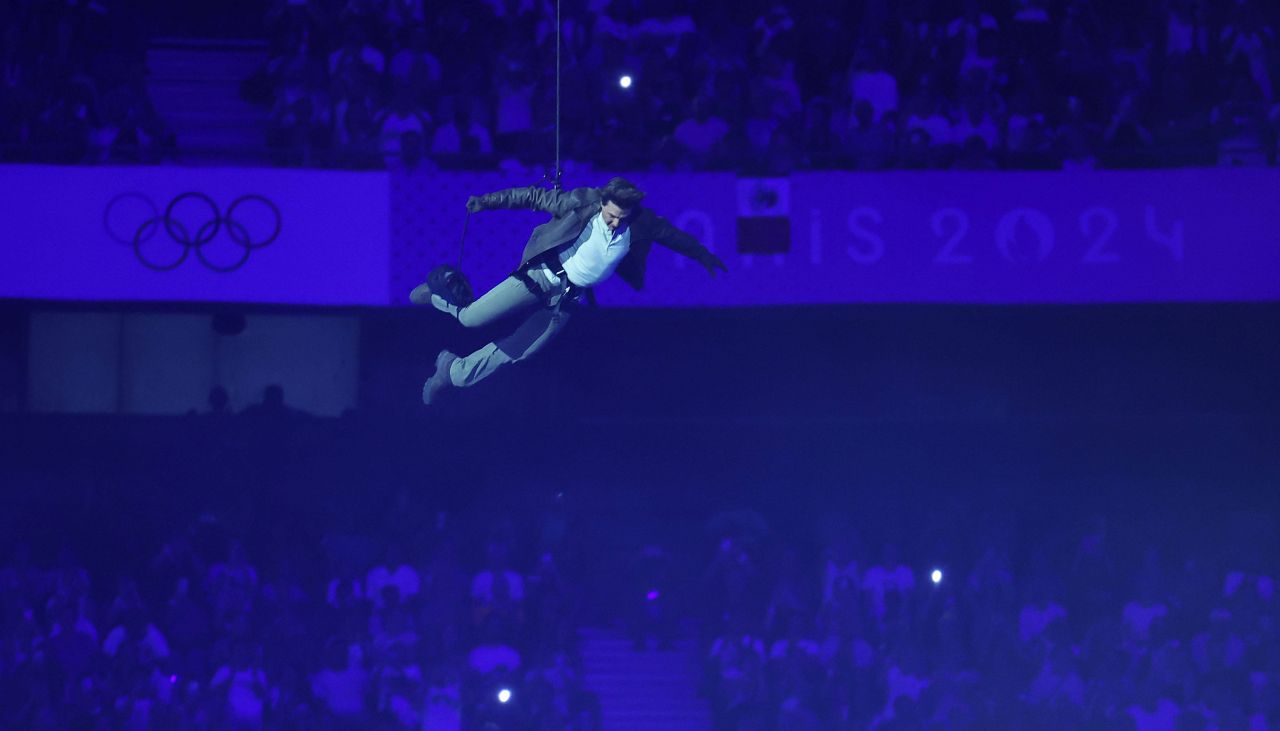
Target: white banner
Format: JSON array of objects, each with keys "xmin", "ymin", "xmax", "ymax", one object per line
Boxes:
[{"xmin": 0, "ymin": 165, "xmax": 390, "ymax": 305}]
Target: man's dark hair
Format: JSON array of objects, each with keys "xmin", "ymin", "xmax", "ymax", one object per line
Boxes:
[{"xmin": 600, "ymin": 177, "xmax": 646, "ymax": 209}]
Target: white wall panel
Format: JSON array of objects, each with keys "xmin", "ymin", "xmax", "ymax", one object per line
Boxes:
[{"xmin": 27, "ymin": 311, "xmax": 359, "ymax": 416}]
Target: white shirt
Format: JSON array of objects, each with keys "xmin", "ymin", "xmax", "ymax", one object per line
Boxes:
[
  {"xmin": 861, "ymin": 564, "xmax": 915, "ymax": 618},
  {"xmin": 850, "ymin": 70, "xmax": 899, "ymax": 122},
  {"xmin": 470, "ymin": 569, "xmax": 524, "ymax": 603},
  {"xmin": 211, "ymin": 666, "xmax": 267, "ymax": 721},
  {"xmin": 366, "ymin": 564, "xmax": 420, "ymax": 607},
  {"xmin": 1123, "ymin": 601, "xmax": 1168, "ymax": 641},
  {"xmin": 312, "ymin": 666, "xmax": 368, "ymax": 715},
  {"xmin": 103, "ymin": 623, "xmax": 170, "ymax": 660},
  {"xmin": 1019, "ymin": 601, "xmax": 1067, "ymax": 643},
  {"xmin": 1127, "ymin": 698, "xmax": 1179, "ymax": 731},
  {"xmin": 467, "ymin": 644, "xmax": 521, "ymax": 674},
  {"xmin": 557, "ymin": 211, "xmax": 631, "ymax": 288}
]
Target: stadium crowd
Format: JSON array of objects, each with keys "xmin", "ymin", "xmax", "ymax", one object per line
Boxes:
[
  {"xmin": 0, "ymin": 502, "xmax": 600, "ymax": 730},
  {"xmin": 2, "ymin": 0, "xmax": 1278, "ymax": 170},
  {"xmin": 0, "ymin": 0, "xmax": 175, "ymax": 164},
  {"xmin": 6, "ymin": 484, "xmax": 1279, "ymax": 729},
  {"xmin": 695, "ymin": 510, "xmax": 1280, "ymax": 729}
]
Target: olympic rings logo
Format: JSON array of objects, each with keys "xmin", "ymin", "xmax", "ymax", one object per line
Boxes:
[{"xmin": 104, "ymin": 192, "xmax": 282, "ymax": 272}]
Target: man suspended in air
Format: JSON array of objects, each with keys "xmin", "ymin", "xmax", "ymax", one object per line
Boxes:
[{"xmin": 412, "ymin": 177, "xmax": 727, "ymax": 405}]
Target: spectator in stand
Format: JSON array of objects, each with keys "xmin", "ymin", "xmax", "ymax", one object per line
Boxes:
[
  {"xmin": 821, "ymin": 533, "xmax": 860, "ymax": 608},
  {"xmin": 799, "ymin": 96, "xmax": 840, "ymax": 169},
  {"xmin": 164, "ymin": 577, "xmax": 213, "ymax": 681},
  {"xmin": 27, "ymin": 73, "xmax": 94, "ymax": 164},
  {"xmin": 1056, "ymin": 0, "xmax": 1110, "ymax": 110},
  {"xmin": 333, "ymin": 73, "xmax": 381, "ymax": 167},
  {"xmin": 862, "ymin": 544, "xmax": 916, "ymax": 634},
  {"xmin": 1102, "ymin": 88, "xmax": 1155, "ymax": 168},
  {"xmin": 428, "ymin": 95, "xmax": 494, "ymax": 166},
  {"xmin": 467, "ymin": 616, "xmax": 520, "ymax": 677},
  {"xmin": 388, "ymin": 25, "xmax": 442, "ymax": 103},
  {"xmin": 1215, "ymin": 78, "xmax": 1272, "ymax": 166},
  {"xmin": 386, "ymin": 0, "xmax": 427, "ymax": 35},
  {"xmin": 418, "ymin": 534, "xmax": 469, "ymax": 660},
  {"xmin": 901, "ymin": 81, "xmax": 953, "ymax": 168},
  {"xmin": 672, "ymin": 96, "xmax": 730, "ymax": 170},
  {"xmin": 765, "ymin": 546, "xmax": 815, "ymax": 639},
  {"xmin": 953, "ymin": 70, "xmax": 1002, "ymax": 147},
  {"xmin": 1110, "ymin": 20, "xmax": 1155, "ymax": 92},
  {"xmin": 1055, "ymin": 95, "xmax": 1101, "ymax": 169},
  {"xmin": 379, "ymin": 86, "xmax": 431, "ymax": 169},
  {"xmin": 367, "ymin": 547, "xmax": 421, "ymax": 610},
  {"xmin": 207, "ymin": 540, "xmax": 258, "ymax": 638},
  {"xmin": 842, "ymin": 99, "xmax": 896, "ymax": 169},
  {"xmin": 870, "ymin": 647, "xmax": 931, "ymax": 729},
  {"xmin": 490, "ymin": 36, "xmax": 538, "ymax": 161},
  {"xmin": 329, "ymin": 25, "xmax": 384, "ymax": 92},
  {"xmin": 525, "ymin": 552, "xmax": 570, "ymax": 654},
  {"xmin": 210, "ymin": 642, "xmax": 270, "ymax": 729},
  {"xmin": 325, "ymin": 559, "xmax": 366, "ymax": 615},
  {"xmin": 1122, "ymin": 548, "xmax": 1170, "ymax": 647},
  {"xmin": 49, "ymin": 546, "xmax": 91, "ymax": 620},
  {"xmin": 848, "ymin": 48, "xmax": 899, "ymax": 125},
  {"xmin": 945, "ymin": 0, "xmax": 1000, "ymax": 86},
  {"xmin": 423, "ymin": 664, "xmax": 463, "ymax": 730},
  {"xmin": 818, "ymin": 566, "xmax": 863, "ymax": 641},
  {"xmin": 640, "ymin": 59, "xmax": 687, "ymax": 153},
  {"xmin": 373, "ymin": 641, "xmax": 426, "ymax": 727},
  {"xmin": 471, "ymin": 536, "xmax": 525, "ymax": 631},
  {"xmin": 1164, "ymin": 0, "xmax": 1210, "ymax": 60},
  {"xmin": 1220, "ymin": 0, "xmax": 1275, "ymax": 105},
  {"xmin": 767, "ymin": 619, "xmax": 824, "ymax": 729},
  {"xmin": 1011, "ymin": 0, "xmax": 1055, "ymax": 70},
  {"xmin": 707, "ymin": 626, "xmax": 768, "ymax": 730},
  {"xmin": 482, "ymin": 0, "xmax": 538, "ymax": 26},
  {"xmin": 47, "ymin": 599, "xmax": 99, "ymax": 683},
  {"xmin": 1003, "ymin": 88, "xmax": 1053, "ymax": 168},
  {"xmin": 88, "ymin": 75, "xmax": 175, "ymax": 164},
  {"xmin": 370, "ymin": 584, "xmax": 419, "ymax": 659},
  {"xmin": 265, "ymin": 30, "xmax": 331, "ymax": 166},
  {"xmin": 1019, "ymin": 582, "xmax": 1068, "ymax": 648},
  {"xmin": 750, "ymin": 4, "xmax": 796, "ymax": 62},
  {"xmin": 103, "ymin": 608, "xmax": 171, "ymax": 666},
  {"xmin": 705, "ymin": 536, "xmax": 765, "ymax": 635}
]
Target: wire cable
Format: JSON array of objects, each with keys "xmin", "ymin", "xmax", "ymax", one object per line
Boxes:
[{"xmin": 553, "ymin": 0, "xmax": 562, "ymax": 190}]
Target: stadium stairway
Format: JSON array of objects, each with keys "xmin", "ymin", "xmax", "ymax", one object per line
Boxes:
[
  {"xmin": 146, "ymin": 38, "xmax": 270, "ymax": 165},
  {"xmin": 579, "ymin": 627, "xmax": 712, "ymax": 730}
]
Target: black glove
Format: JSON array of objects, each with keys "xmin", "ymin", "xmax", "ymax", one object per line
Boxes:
[
  {"xmin": 466, "ymin": 195, "xmax": 484, "ymax": 213},
  {"xmin": 700, "ymin": 252, "xmax": 728, "ymax": 277},
  {"xmin": 427, "ymin": 265, "xmax": 475, "ymax": 307}
]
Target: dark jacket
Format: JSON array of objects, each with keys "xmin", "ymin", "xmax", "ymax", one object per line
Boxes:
[{"xmin": 474, "ymin": 185, "xmax": 716, "ymax": 291}]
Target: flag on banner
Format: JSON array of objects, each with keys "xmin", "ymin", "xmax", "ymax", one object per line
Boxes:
[{"xmin": 736, "ymin": 178, "xmax": 791, "ymax": 254}]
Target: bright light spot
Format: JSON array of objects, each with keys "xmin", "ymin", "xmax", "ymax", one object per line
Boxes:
[
  {"xmin": 931, "ymin": 569, "xmax": 943, "ymax": 584},
  {"xmin": 646, "ymin": 590, "xmax": 660, "ymax": 601},
  {"xmin": 497, "ymin": 688, "xmax": 512, "ymax": 704},
  {"xmin": 619, "ymin": 75, "xmax": 633, "ymax": 89}
]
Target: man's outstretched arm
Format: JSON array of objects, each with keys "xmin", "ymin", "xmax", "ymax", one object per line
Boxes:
[
  {"xmin": 466, "ymin": 186, "xmax": 597, "ymax": 217},
  {"xmin": 645, "ymin": 213, "xmax": 728, "ymax": 277}
]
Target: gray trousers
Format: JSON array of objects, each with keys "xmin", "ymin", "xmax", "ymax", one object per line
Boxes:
[{"xmin": 445, "ymin": 267, "xmax": 570, "ymax": 387}]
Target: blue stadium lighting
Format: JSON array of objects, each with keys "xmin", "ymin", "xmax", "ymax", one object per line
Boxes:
[
  {"xmin": 497, "ymin": 688, "xmax": 512, "ymax": 704},
  {"xmin": 931, "ymin": 569, "xmax": 943, "ymax": 584},
  {"xmin": 618, "ymin": 75, "xmax": 633, "ymax": 89}
]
